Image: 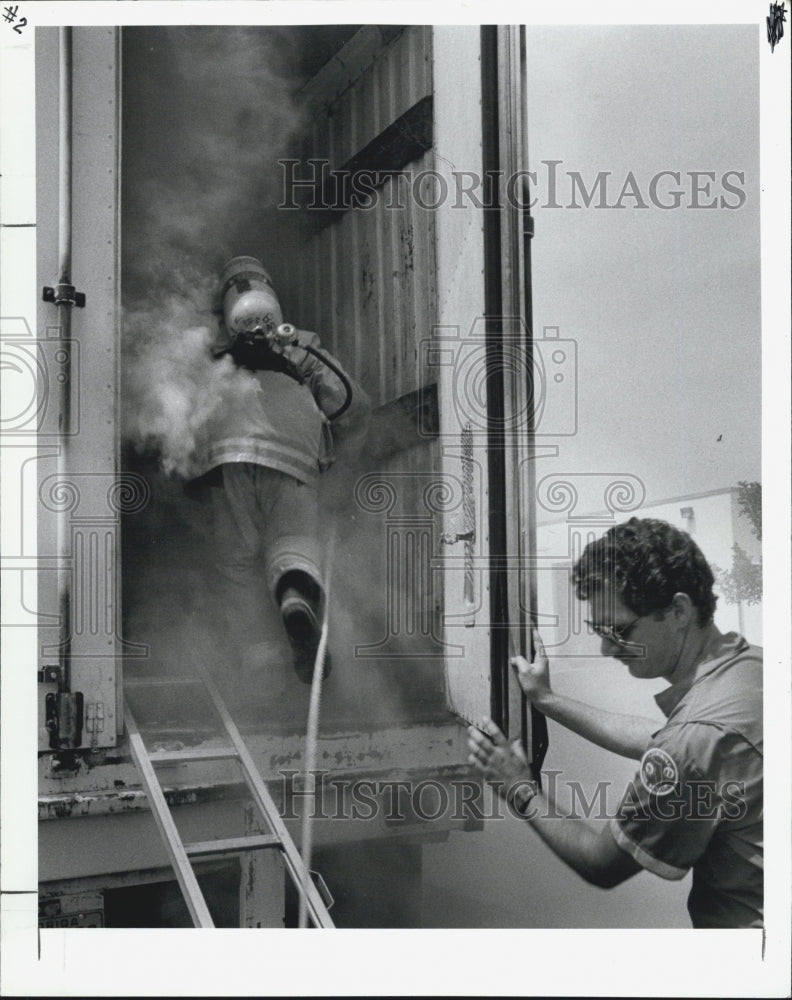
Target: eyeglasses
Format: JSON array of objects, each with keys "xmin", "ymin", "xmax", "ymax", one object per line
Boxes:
[{"xmin": 584, "ymin": 615, "xmax": 643, "ymax": 648}]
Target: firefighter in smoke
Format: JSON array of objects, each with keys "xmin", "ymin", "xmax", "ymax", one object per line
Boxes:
[{"xmin": 192, "ymin": 256, "xmax": 369, "ymax": 693}]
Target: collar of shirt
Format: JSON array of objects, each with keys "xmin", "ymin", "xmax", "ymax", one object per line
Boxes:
[{"xmin": 654, "ymin": 629, "xmax": 750, "ymax": 718}]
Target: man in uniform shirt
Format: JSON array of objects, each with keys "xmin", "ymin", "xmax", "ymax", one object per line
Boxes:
[{"xmin": 467, "ymin": 517, "xmax": 763, "ymax": 928}]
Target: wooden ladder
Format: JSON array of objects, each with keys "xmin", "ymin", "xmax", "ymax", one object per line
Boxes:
[{"xmin": 123, "ymin": 666, "xmax": 334, "ymax": 928}]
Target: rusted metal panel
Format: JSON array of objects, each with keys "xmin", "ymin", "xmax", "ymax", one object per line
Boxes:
[
  {"xmin": 39, "ymin": 720, "xmax": 469, "ymax": 805},
  {"xmin": 38, "ymin": 766, "xmax": 482, "ymax": 884}
]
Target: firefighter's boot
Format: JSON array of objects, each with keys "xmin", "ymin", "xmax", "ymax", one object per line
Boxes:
[{"xmin": 280, "ymin": 587, "xmax": 332, "ymax": 683}]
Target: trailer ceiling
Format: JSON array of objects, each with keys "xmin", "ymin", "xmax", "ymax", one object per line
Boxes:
[{"xmin": 121, "ymin": 25, "xmax": 365, "ymax": 89}]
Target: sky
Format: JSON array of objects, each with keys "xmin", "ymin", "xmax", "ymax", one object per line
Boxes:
[{"xmin": 525, "ymin": 25, "xmax": 761, "ymax": 515}]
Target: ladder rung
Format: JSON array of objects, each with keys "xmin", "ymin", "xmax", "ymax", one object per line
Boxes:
[
  {"xmin": 184, "ymin": 834, "xmax": 281, "ymax": 857},
  {"xmin": 149, "ymin": 746, "xmax": 239, "ymax": 765}
]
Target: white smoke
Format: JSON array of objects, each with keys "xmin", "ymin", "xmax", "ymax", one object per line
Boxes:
[
  {"xmin": 121, "ymin": 26, "xmax": 306, "ymax": 476},
  {"xmin": 122, "ymin": 286, "xmax": 262, "ymax": 479},
  {"xmin": 123, "ymin": 27, "xmax": 305, "ymax": 295}
]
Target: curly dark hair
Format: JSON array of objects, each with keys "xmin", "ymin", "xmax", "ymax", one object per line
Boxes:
[{"xmin": 572, "ymin": 517, "xmax": 717, "ymax": 625}]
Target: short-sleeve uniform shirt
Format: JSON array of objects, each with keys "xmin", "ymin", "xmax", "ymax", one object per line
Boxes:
[{"xmin": 610, "ymin": 631, "xmax": 762, "ymax": 928}]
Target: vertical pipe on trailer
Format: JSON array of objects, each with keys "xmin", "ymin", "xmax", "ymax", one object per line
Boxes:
[
  {"xmin": 56, "ymin": 26, "xmax": 73, "ymax": 690},
  {"xmin": 58, "ymin": 27, "xmax": 72, "ymax": 298}
]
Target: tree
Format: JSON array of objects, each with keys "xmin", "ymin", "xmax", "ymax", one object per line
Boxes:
[
  {"xmin": 714, "ymin": 482, "xmax": 762, "ymax": 606},
  {"xmin": 735, "ymin": 480, "xmax": 761, "ymax": 541}
]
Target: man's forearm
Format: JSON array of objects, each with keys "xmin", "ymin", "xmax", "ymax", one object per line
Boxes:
[
  {"xmin": 533, "ymin": 692, "xmax": 657, "ymax": 759},
  {"xmin": 515, "ymin": 790, "xmax": 639, "ymax": 888}
]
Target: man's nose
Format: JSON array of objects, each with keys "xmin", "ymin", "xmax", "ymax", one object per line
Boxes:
[{"xmin": 600, "ymin": 635, "xmax": 623, "ymax": 657}]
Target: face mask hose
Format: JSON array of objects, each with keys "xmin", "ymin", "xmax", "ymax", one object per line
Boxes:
[{"xmin": 275, "ymin": 324, "xmax": 354, "ymax": 422}]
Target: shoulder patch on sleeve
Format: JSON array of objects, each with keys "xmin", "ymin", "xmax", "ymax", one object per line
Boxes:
[{"xmin": 639, "ymin": 746, "xmax": 679, "ymax": 796}]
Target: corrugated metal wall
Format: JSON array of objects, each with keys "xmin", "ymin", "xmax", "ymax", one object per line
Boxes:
[
  {"xmin": 289, "ymin": 27, "xmax": 446, "ymax": 698},
  {"xmin": 296, "ymin": 26, "xmax": 435, "ymax": 408}
]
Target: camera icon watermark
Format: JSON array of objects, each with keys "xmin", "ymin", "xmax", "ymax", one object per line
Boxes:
[
  {"xmin": 528, "ymin": 472, "xmax": 648, "ymax": 656},
  {"xmin": 419, "ymin": 317, "xmax": 577, "ymax": 439},
  {"xmin": 0, "ymin": 316, "xmax": 80, "ymax": 437}
]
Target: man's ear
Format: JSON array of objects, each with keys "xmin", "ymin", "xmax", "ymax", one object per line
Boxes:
[{"xmin": 670, "ymin": 592, "xmax": 694, "ymax": 629}]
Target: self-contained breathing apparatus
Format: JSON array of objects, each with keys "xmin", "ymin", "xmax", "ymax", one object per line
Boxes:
[{"xmin": 217, "ymin": 256, "xmax": 352, "ymax": 422}]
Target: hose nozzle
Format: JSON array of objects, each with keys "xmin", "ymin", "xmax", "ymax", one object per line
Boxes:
[{"xmin": 274, "ymin": 323, "xmax": 298, "ymax": 347}]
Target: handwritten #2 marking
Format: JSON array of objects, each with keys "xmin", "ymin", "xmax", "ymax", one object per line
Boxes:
[{"xmin": 3, "ymin": 4, "xmax": 27, "ymax": 32}]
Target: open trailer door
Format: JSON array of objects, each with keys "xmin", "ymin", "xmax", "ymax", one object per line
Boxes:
[
  {"xmin": 431, "ymin": 26, "xmax": 545, "ymax": 766},
  {"xmin": 36, "ymin": 28, "xmax": 126, "ymax": 751},
  {"xmin": 428, "ymin": 27, "xmax": 494, "ymax": 728},
  {"xmin": 292, "ymin": 24, "xmax": 543, "ymax": 749},
  {"xmin": 284, "ymin": 26, "xmax": 493, "ymax": 724}
]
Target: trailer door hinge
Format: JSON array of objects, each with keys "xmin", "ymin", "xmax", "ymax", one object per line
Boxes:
[
  {"xmin": 45, "ymin": 691, "xmax": 84, "ymax": 749},
  {"xmin": 42, "ymin": 284, "xmax": 86, "ymax": 308}
]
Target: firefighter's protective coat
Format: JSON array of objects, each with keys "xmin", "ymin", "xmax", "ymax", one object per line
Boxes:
[{"xmin": 193, "ymin": 327, "xmax": 367, "ymax": 485}]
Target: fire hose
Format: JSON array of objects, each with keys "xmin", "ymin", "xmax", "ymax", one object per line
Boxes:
[
  {"xmin": 270, "ymin": 321, "xmax": 346, "ymax": 926},
  {"xmin": 298, "ymin": 524, "xmax": 336, "ymax": 929}
]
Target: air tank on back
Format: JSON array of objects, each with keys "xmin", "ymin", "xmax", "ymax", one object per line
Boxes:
[{"xmin": 220, "ymin": 256, "xmax": 283, "ymax": 345}]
